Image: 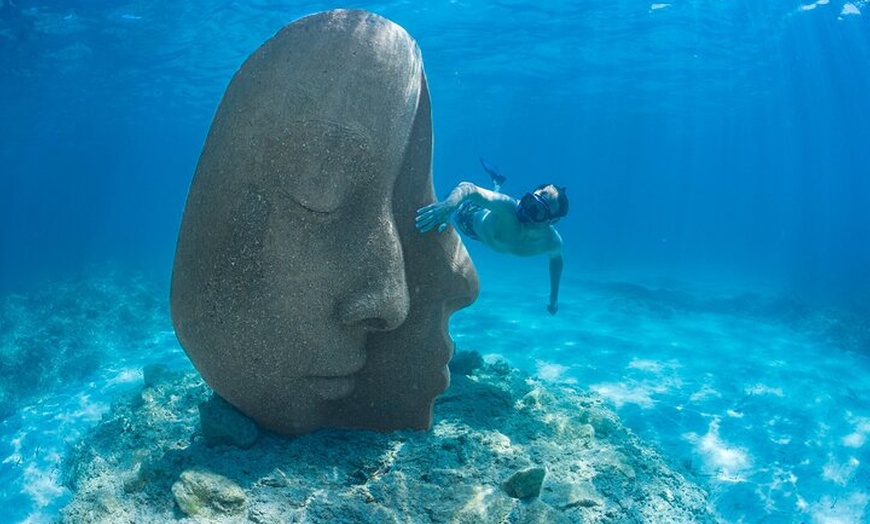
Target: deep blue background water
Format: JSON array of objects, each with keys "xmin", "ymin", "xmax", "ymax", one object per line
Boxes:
[{"xmin": 3, "ymin": 0, "xmax": 870, "ymax": 308}]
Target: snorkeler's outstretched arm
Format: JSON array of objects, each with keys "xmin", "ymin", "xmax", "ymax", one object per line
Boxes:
[{"xmin": 415, "ymin": 181, "xmax": 514, "ymax": 234}]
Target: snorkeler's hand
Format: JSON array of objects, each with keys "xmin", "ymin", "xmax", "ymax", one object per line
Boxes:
[
  {"xmin": 547, "ymin": 303, "xmax": 558, "ymax": 315},
  {"xmin": 415, "ymin": 201, "xmax": 453, "ymax": 234}
]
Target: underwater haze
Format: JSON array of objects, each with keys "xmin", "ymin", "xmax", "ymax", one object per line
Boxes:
[
  {"xmin": 2, "ymin": 0, "xmax": 870, "ymax": 523},
  {"xmin": 2, "ymin": 0, "xmax": 870, "ymax": 302}
]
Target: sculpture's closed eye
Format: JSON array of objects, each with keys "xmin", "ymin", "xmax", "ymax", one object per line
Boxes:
[{"xmin": 261, "ymin": 119, "xmax": 374, "ymax": 214}]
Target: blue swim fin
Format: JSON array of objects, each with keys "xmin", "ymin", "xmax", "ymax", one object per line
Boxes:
[{"xmin": 479, "ymin": 157, "xmax": 507, "ymax": 189}]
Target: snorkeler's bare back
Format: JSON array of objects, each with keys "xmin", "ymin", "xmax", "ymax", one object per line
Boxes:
[{"xmin": 474, "ymin": 207, "xmax": 562, "ymax": 257}]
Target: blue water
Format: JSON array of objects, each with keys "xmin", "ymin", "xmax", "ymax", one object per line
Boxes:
[{"xmin": 2, "ymin": 1, "xmax": 869, "ymax": 522}]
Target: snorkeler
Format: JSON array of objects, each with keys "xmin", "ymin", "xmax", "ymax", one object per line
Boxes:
[{"xmin": 415, "ymin": 158, "xmax": 568, "ymax": 315}]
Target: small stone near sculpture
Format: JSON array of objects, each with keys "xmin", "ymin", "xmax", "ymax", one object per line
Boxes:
[{"xmin": 502, "ymin": 467, "xmax": 547, "ymax": 500}]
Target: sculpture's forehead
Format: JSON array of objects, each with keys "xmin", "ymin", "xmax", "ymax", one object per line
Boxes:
[
  {"xmin": 288, "ymin": 118, "xmax": 370, "ymax": 149},
  {"xmin": 291, "ymin": 9, "xmax": 420, "ymax": 60},
  {"xmin": 248, "ymin": 11, "xmax": 423, "ymax": 123},
  {"xmin": 238, "ymin": 63, "xmax": 417, "ymax": 149}
]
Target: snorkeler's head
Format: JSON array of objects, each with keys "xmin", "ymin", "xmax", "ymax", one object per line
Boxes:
[{"xmin": 516, "ymin": 184, "xmax": 569, "ymax": 224}]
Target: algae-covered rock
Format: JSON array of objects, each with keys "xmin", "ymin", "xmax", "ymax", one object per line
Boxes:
[
  {"xmin": 199, "ymin": 394, "xmax": 259, "ymax": 449},
  {"xmin": 502, "ymin": 466, "xmax": 547, "ymax": 499},
  {"xmin": 171, "ymin": 469, "xmax": 247, "ymax": 518}
]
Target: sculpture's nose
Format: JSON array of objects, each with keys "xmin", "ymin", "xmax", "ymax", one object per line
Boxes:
[
  {"xmin": 337, "ymin": 283, "xmax": 409, "ymax": 331},
  {"xmin": 337, "ymin": 224, "xmax": 410, "ymax": 332}
]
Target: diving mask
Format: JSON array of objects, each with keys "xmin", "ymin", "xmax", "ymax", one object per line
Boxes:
[{"xmin": 516, "ymin": 191, "xmax": 556, "ymax": 224}]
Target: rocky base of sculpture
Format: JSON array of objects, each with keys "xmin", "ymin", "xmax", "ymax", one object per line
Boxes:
[{"xmin": 61, "ymin": 357, "xmax": 718, "ymax": 523}]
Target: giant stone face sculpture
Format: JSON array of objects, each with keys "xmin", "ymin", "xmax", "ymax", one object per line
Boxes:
[{"xmin": 171, "ymin": 10, "xmax": 478, "ymax": 435}]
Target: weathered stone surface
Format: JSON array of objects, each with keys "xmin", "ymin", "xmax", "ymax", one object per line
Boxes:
[
  {"xmin": 171, "ymin": 470, "xmax": 247, "ymax": 518},
  {"xmin": 502, "ymin": 466, "xmax": 547, "ymax": 499},
  {"xmin": 170, "ymin": 10, "xmax": 477, "ymax": 435}
]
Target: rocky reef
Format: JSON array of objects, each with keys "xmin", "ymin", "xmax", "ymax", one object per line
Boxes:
[{"xmin": 61, "ymin": 357, "xmax": 717, "ymax": 523}]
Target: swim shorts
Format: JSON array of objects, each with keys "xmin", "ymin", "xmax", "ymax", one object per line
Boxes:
[{"xmin": 453, "ymin": 201, "xmax": 481, "ymax": 241}]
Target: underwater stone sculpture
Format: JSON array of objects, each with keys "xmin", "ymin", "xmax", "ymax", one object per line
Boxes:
[{"xmin": 171, "ymin": 9, "xmax": 478, "ymax": 435}]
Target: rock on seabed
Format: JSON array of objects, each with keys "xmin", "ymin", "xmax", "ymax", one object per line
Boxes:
[
  {"xmin": 502, "ymin": 466, "xmax": 547, "ymax": 499},
  {"xmin": 171, "ymin": 470, "xmax": 247, "ymax": 518}
]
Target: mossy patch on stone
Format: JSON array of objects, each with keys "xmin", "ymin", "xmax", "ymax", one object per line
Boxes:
[{"xmin": 171, "ymin": 469, "xmax": 247, "ymax": 518}]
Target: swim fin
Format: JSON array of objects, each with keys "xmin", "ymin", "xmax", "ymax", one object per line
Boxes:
[{"xmin": 479, "ymin": 157, "xmax": 507, "ymax": 189}]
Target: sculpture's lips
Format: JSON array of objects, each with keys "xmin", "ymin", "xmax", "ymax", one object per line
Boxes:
[{"xmin": 307, "ymin": 375, "xmax": 356, "ymax": 400}]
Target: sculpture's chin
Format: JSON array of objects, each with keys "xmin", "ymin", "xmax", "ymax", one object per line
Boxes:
[{"xmin": 307, "ymin": 376, "xmax": 357, "ymax": 401}]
